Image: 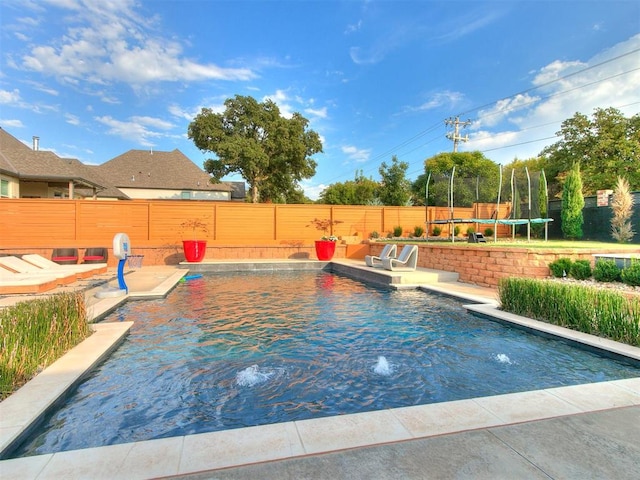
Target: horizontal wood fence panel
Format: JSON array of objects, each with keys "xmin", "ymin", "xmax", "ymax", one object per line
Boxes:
[
  {"xmin": 382, "ymin": 207, "xmax": 428, "ymax": 237},
  {"xmin": 216, "ymin": 204, "xmax": 275, "ymax": 242},
  {"xmin": 149, "ymin": 202, "xmax": 215, "ymax": 243},
  {"xmin": 1, "ymin": 200, "xmax": 77, "ymax": 244},
  {"xmin": 78, "ymin": 202, "xmax": 151, "ymax": 245},
  {"xmin": 274, "ymin": 205, "xmax": 325, "ymax": 241},
  {"xmin": 1, "ymin": 199, "xmax": 509, "ymax": 249}
]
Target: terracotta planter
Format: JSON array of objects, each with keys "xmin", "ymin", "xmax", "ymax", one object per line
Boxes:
[
  {"xmin": 314, "ymin": 240, "xmax": 336, "ymax": 261},
  {"xmin": 182, "ymin": 240, "xmax": 207, "ymax": 262}
]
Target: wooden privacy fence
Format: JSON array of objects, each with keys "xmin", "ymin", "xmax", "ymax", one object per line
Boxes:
[{"xmin": 0, "ymin": 199, "xmax": 508, "ymax": 249}]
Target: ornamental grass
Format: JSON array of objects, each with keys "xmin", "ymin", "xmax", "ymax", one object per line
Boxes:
[
  {"xmin": 498, "ymin": 277, "xmax": 640, "ymax": 347},
  {"xmin": 0, "ymin": 292, "xmax": 91, "ymax": 399}
]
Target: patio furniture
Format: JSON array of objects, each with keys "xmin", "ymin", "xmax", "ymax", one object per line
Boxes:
[
  {"xmin": 364, "ymin": 244, "xmax": 398, "ymax": 268},
  {"xmin": 83, "ymin": 247, "xmax": 108, "ymax": 264},
  {"xmin": 51, "ymin": 248, "xmax": 79, "ymax": 265},
  {"xmin": 382, "ymin": 245, "xmax": 419, "ymax": 271}
]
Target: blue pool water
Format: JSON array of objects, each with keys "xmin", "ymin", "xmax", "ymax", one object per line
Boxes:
[{"xmin": 14, "ymin": 270, "xmax": 640, "ymax": 457}]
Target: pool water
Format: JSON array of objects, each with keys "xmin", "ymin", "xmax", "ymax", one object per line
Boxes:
[{"xmin": 14, "ymin": 271, "xmax": 640, "ymax": 457}]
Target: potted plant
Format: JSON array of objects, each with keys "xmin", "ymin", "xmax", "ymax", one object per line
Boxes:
[
  {"xmin": 308, "ymin": 218, "xmax": 343, "ymax": 261},
  {"xmin": 180, "ymin": 218, "xmax": 209, "ymax": 262}
]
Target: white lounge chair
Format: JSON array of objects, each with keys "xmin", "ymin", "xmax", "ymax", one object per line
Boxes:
[
  {"xmin": 0, "ymin": 256, "xmax": 78, "ymax": 284},
  {"xmin": 0, "ymin": 269, "xmax": 59, "ymax": 294},
  {"xmin": 364, "ymin": 244, "xmax": 398, "ymax": 267},
  {"xmin": 381, "ymin": 245, "xmax": 419, "ymax": 271},
  {"xmin": 22, "ymin": 254, "xmax": 107, "ymax": 278}
]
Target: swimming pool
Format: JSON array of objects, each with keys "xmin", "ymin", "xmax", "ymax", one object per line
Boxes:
[{"xmin": 13, "ymin": 270, "xmax": 640, "ymax": 457}]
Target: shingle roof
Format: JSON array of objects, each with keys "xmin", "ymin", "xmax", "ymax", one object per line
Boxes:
[
  {"xmin": 97, "ymin": 149, "xmax": 231, "ymax": 192},
  {"xmin": 0, "ymin": 127, "xmax": 105, "ymax": 190}
]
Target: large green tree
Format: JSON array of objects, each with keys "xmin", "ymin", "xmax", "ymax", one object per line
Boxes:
[
  {"xmin": 412, "ymin": 151, "xmax": 500, "ymax": 207},
  {"xmin": 379, "ymin": 156, "xmax": 411, "ymax": 206},
  {"xmin": 188, "ymin": 95, "xmax": 322, "ymax": 203},
  {"xmin": 541, "ymin": 107, "xmax": 640, "ymax": 198},
  {"xmin": 319, "ymin": 171, "xmax": 379, "ymax": 205}
]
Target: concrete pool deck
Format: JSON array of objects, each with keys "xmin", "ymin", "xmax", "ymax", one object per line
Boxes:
[{"xmin": 1, "ymin": 261, "xmax": 639, "ymax": 479}]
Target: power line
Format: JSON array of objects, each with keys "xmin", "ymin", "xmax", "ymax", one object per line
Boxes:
[{"xmin": 317, "ymin": 47, "xmax": 640, "ymax": 189}]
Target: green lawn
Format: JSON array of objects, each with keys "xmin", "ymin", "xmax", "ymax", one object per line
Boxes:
[{"xmin": 389, "ymin": 238, "xmax": 640, "ymax": 251}]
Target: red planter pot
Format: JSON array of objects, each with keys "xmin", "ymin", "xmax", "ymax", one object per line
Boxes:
[
  {"xmin": 182, "ymin": 240, "xmax": 207, "ymax": 262},
  {"xmin": 314, "ymin": 240, "xmax": 336, "ymax": 261}
]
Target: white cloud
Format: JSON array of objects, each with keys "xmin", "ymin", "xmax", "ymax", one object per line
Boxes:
[
  {"xmin": 14, "ymin": 1, "xmax": 256, "ymax": 87},
  {"xmin": 342, "ymin": 145, "xmax": 371, "ymax": 163},
  {"xmin": 405, "ymin": 90, "xmax": 465, "ymax": 113},
  {"xmin": 465, "ymin": 34, "xmax": 640, "ymax": 164},
  {"xmin": 305, "ymin": 107, "xmax": 328, "ymax": 119},
  {"xmin": 0, "ymin": 119, "xmax": 25, "ymax": 128},
  {"xmin": 0, "ymin": 89, "xmax": 22, "ymax": 104},
  {"xmin": 300, "ymin": 180, "xmax": 327, "ymax": 201},
  {"xmin": 65, "ymin": 113, "xmax": 80, "ymax": 125},
  {"xmin": 130, "ymin": 116, "xmax": 174, "ymax": 130},
  {"xmin": 95, "ymin": 115, "xmax": 162, "ymax": 146}
]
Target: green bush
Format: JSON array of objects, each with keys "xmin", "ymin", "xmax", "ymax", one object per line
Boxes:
[
  {"xmin": 499, "ymin": 277, "xmax": 640, "ymax": 346},
  {"xmin": 454, "ymin": 226, "xmax": 460, "ymax": 236},
  {"xmin": 432, "ymin": 226, "xmax": 442, "ymax": 236},
  {"xmin": 0, "ymin": 292, "xmax": 91, "ymax": 399},
  {"xmin": 369, "ymin": 230, "xmax": 380, "ymax": 239},
  {"xmin": 548, "ymin": 257, "xmax": 573, "ymax": 278},
  {"xmin": 569, "ymin": 259, "xmax": 592, "ymax": 280},
  {"xmin": 466, "ymin": 226, "xmax": 475, "ymax": 235},
  {"xmin": 593, "ymin": 259, "xmax": 622, "ymax": 282},
  {"xmin": 484, "ymin": 227, "xmax": 494, "ymax": 237},
  {"xmin": 621, "ymin": 260, "xmax": 640, "ymax": 287},
  {"xmin": 413, "ymin": 225, "xmax": 425, "ymax": 237},
  {"xmin": 393, "ymin": 226, "xmax": 403, "ymax": 237}
]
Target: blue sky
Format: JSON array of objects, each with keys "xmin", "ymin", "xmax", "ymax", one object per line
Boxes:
[{"xmin": 1, "ymin": 0, "xmax": 639, "ymax": 200}]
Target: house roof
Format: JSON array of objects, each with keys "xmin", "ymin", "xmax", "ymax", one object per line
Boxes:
[
  {"xmin": 0, "ymin": 127, "xmax": 106, "ymax": 191},
  {"xmin": 96, "ymin": 149, "xmax": 232, "ymax": 192}
]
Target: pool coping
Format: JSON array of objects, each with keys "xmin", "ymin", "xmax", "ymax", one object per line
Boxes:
[{"xmin": 1, "ymin": 263, "xmax": 639, "ymax": 479}]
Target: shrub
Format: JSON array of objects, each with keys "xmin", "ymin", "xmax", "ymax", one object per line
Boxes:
[
  {"xmin": 621, "ymin": 260, "xmax": 640, "ymax": 287},
  {"xmin": 413, "ymin": 225, "xmax": 425, "ymax": 237},
  {"xmin": 0, "ymin": 292, "xmax": 91, "ymax": 399},
  {"xmin": 499, "ymin": 277, "xmax": 640, "ymax": 346},
  {"xmin": 466, "ymin": 226, "xmax": 475, "ymax": 235},
  {"xmin": 454, "ymin": 226, "xmax": 460, "ymax": 236},
  {"xmin": 569, "ymin": 259, "xmax": 592, "ymax": 280},
  {"xmin": 593, "ymin": 259, "xmax": 622, "ymax": 282},
  {"xmin": 393, "ymin": 226, "xmax": 403, "ymax": 237},
  {"xmin": 610, "ymin": 176, "xmax": 635, "ymax": 243},
  {"xmin": 369, "ymin": 230, "xmax": 380, "ymax": 239},
  {"xmin": 548, "ymin": 257, "xmax": 573, "ymax": 278},
  {"xmin": 432, "ymin": 226, "xmax": 442, "ymax": 236},
  {"xmin": 484, "ymin": 227, "xmax": 494, "ymax": 237}
]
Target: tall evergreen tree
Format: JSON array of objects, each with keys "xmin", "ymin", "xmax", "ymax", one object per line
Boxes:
[{"xmin": 561, "ymin": 163, "xmax": 585, "ymax": 239}]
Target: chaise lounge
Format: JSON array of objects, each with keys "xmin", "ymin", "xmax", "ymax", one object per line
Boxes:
[
  {"xmin": 0, "ymin": 256, "xmax": 79, "ymax": 285},
  {"xmin": 381, "ymin": 244, "xmax": 419, "ymax": 271},
  {"xmin": 22, "ymin": 254, "xmax": 107, "ymax": 278},
  {"xmin": 364, "ymin": 243, "xmax": 398, "ymax": 268}
]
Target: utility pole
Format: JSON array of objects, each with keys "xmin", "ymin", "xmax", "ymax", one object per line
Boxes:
[{"xmin": 445, "ymin": 116, "xmax": 471, "ymax": 152}]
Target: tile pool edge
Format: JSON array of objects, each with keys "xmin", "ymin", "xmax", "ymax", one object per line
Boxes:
[
  {"xmin": 0, "ymin": 322, "xmax": 134, "ymax": 458},
  {"xmin": 465, "ymin": 303, "xmax": 640, "ymax": 362}
]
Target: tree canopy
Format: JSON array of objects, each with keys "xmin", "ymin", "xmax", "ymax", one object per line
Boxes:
[
  {"xmin": 187, "ymin": 95, "xmax": 322, "ymax": 203},
  {"xmin": 540, "ymin": 107, "xmax": 640, "ymax": 197},
  {"xmin": 378, "ymin": 156, "xmax": 411, "ymax": 206},
  {"xmin": 412, "ymin": 151, "xmax": 500, "ymax": 207},
  {"xmin": 319, "ymin": 171, "xmax": 379, "ymax": 205}
]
